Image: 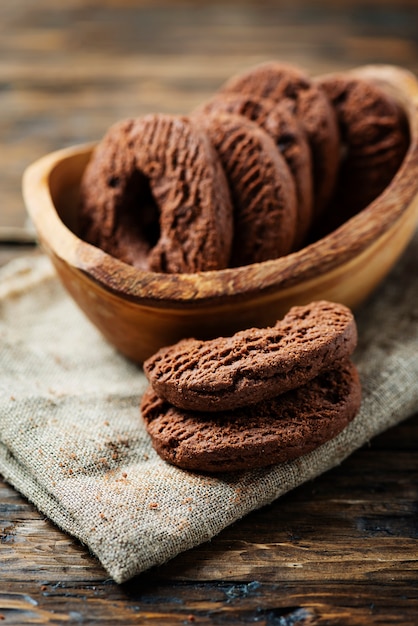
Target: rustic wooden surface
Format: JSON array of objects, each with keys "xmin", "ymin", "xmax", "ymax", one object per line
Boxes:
[{"xmin": 1, "ymin": 1, "xmax": 418, "ymax": 623}]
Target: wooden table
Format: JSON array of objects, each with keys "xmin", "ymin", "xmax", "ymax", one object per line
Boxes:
[{"xmin": 1, "ymin": 1, "xmax": 418, "ymax": 623}]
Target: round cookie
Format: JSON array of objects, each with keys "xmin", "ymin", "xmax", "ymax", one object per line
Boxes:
[
  {"xmin": 79, "ymin": 114, "xmax": 233, "ymax": 273},
  {"xmin": 218, "ymin": 61, "xmax": 341, "ymax": 218},
  {"xmin": 199, "ymin": 112, "xmax": 298, "ymax": 266},
  {"xmin": 196, "ymin": 93, "xmax": 314, "ymax": 248},
  {"xmin": 144, "ymin": 300, "xmax": 357, "ymax": 412},
  {"xmin": 316, "ymin": 74, "xmax": 409, "ymax": 232},
  {"xmin": 141, "ymin": 359, "xmax": 362, "ymax": 473}
]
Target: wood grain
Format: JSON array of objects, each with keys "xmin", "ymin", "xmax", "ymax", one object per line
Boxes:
[
  {"xmin": 2, "ymin": 0, "xmax": 418, "ymax": 230},
  {"xmin": 1, "ymin": 1, "xmax": 418, "ymax": 623}
]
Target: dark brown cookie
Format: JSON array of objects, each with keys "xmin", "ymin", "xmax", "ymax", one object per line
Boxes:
[
  {"xmin": 218, "ymin": 61, "xmax": 340, "ymax": 218},
  {"xmin": 144, "ymin": 300, "xmax": 357, "ymax": 412},
  {"xmin": 79, "ymin": 114, "xmax": 233, "ymax": 273},
  {"xmin": 141, "ymin": 359, "xmax": 361, "ymax": 473},
  {"xmin": 315, "ymin": 74, "xmax": 409, "ymax": 233},
  {"xmin": 198, "ymin": 113, "xmax": 297, "ymax": 266},
  {"xmin": 196, "ymin": 93, "xmax": 314, "ymax": 249}
]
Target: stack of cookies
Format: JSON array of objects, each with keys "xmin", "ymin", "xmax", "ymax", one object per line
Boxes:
[
  {"xmin": 141, "ymin": 301, "xmax": 362, "ymax": 472},
  {"xmin": 78, "ymin": 61, "xmax": 408, "ymax": 274}
]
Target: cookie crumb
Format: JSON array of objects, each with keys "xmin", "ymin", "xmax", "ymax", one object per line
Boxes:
[{"xmin": 149, "ymin": 502, "xmax": 159, "ymax": 509}]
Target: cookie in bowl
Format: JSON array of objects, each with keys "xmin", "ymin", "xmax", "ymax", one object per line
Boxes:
[{"xmin": 78, "ymin": 114, "xmax": 234, "ymax": 273}]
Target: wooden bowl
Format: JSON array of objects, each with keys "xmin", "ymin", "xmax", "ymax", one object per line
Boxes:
[{"xmin": 23, "ymin": 65, "xmax": 418, "ymax": 363}]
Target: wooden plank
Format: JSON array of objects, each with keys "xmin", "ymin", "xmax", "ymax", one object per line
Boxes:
[
  {"xmin": 1, "ymin": 415, "xmax": 418, "ymax": 622},
  {"xmin": 1, "ymin": 0, "xmax": 417, "ymax": 229}
]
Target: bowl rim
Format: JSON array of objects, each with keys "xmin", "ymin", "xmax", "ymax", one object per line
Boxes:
[{"xmin": 23, "ymin": 64, "xmax": 418, "ymax": 307}]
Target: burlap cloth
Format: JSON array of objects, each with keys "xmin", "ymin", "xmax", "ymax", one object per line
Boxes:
[{"xmin": 1, "ymin": 232, "xmax": 417, "ymax": 584}]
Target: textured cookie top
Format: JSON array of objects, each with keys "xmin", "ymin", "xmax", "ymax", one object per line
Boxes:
[
  {"xmin": 317, "ymin": 75, "xmax": 409, "ymax": 226},
  {"xmin": 144, "ymin": 300, "xmax": 357, "ymax": 412},
  {"xmin": 196, "ymin": 93, "xmax": 313, "ymax": 249},
  {"xmin": 200, "ymin": 112, "xmax": 297, "ymax": 265},
  {"xmin": 141, "ymin": 359, "xmax": 361, "ymax": 472},
  {"xmin": 218, "ymin": 61, "xmax": 340, "ymax": 217},
  {"xmin": 79, "ymin": 114, "xmax": 233, "ymax": 273}
]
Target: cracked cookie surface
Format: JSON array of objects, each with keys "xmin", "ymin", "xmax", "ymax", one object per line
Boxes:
[
  {"xmin": 218, "ymin": 61, "xmax": 340, "ymax": 218},
  {"xmin": 196, "ymin": 93, "xmax": 313, "ymax": 249},
  {"xmin": 141, "ymin": 359, "xmax": 361, "ymax": 472},
  {"xmin": 199, "ymin": 112, "xmax": 298, "ymax": 265},
  {"xmin": 79, "ymin": 114, "xmax": 233, "ymax": 273},
  {"xmin": 144, "ymin": 300, "xmax": 357, "ymax": 412},
  {"xmin": 316, "ymin": 74, "xmax": 409, "ymax": 232}
]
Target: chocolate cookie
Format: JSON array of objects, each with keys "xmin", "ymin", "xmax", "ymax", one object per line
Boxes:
[
  {"xmin": 218, "ymin": 61, "xmax": 340, "ymax": 217},
  {"xmin": 196, "ymin": 93, "xmax": 314, "ymax": 248},
  {"xmin": 316, "ymin": 74, "xmax": 409, "ymax": 232},
  {"xmin": 199, "ymin": 113, "xmax": 297, "ymax": 265},
  {"xmin": 141, "ymin": 359, "xmax": 361, "ymax": 472},
  {"xmin": 79, "ymin": 114, "xmax": 233, "ymax": 273},
  {"xmin": 144, "ymin": 300, "xmax": 357, "ymax": 412}
]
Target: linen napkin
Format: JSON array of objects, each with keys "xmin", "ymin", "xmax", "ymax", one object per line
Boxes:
[{"xmin": 0, "ymin": 232, "xmax": 417, "ymax": 583}]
